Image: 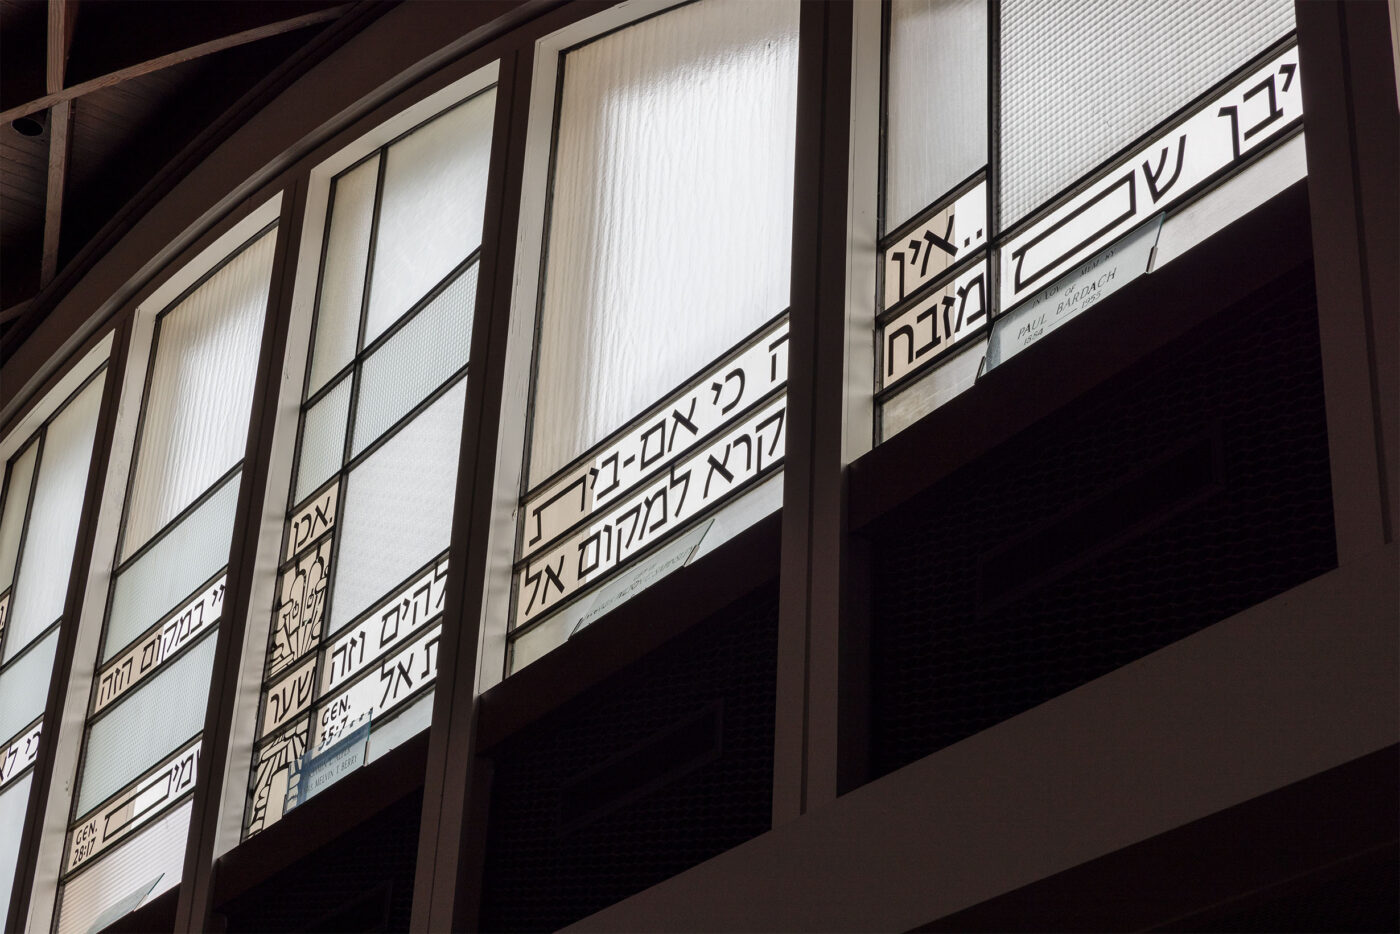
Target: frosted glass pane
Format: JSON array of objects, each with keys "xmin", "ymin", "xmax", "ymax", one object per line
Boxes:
[
  {"xmin": 295, "ymin": 377, "xmax": 350, "ymax": 503},
  {"xmin": 77, "ymin": 633, "xmax": 215, "ymax": 815},
  {"xmin": 308, "ymin": 156, "xmax": 380, "ymax": 396},
  {"xmin": 880, "ymin": 337, "xmax": 986, "ymax": 441},
  {"xmin": 0, "ymin": 772, "xmax": 32, "ymax": 919},
  {"xmin": 55, "ymin": 800, "xmax": 189, "ymax": 934},
  {"xmin": 0, "ymin": 442, "xmax": 37, "ymax": 595},
  {"xmin": 5, "ymin": 378, "xmax": 103, "ymax": 660},
  {"xmin": 353, "ymin": 262, "xmax": 476, "ymax": 456},
  {"xmin": 1000, "ymin": 0, "xmax": 1295, "ymax": 224},
  {"xmin": 363, "ymin": 92, "xmax": 495, "ymax": 344},
  {"xmin": 121, "ymin": 230, "xmax": 273, "ymax": 559},
  {"xmin": 529, "ymin": 0, "xmax": 799, "ymax": 485},
  {"xmin": 329, "ymin": 379, "xmax": 464, "ymax": 631},
  {"xmin": 885, "ymin": 0, "xmax": 987, "ymax": 230},
  {"xmin": 106, "ymin": 472, "xmax": 238, "ymax": 662},
  {"xmin": 0, "ymin": 627, "xmax": 57, "ymax": 743}
]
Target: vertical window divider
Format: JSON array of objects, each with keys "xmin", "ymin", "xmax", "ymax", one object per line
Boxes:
[
  {"xmin": 773, "ymin": 0, "xmax": 857, "ymax": 826},
  {"xmin": 411, "ymin": 44, "xmax": 534, "ymax": 934},
  {"xmin": 6, "ymin": 322, "xmax": 130, "ymax": 934},
  {"xmin": 173, "ymin": 181, "xmax": 310, "ymax": 934}
]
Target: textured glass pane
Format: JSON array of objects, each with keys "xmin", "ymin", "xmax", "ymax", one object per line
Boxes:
[
  {"xmin": 55, "ymin": 800, "xmax": 189, "ymax": 934},
  {"xmin": 363, "ymin": 92, "xmax": 495, "ymax": 344},
  {"xmin": 295, "ymin": 377, "xmax": 351, "ymax": 503},
  {"xmin": 0, "ymin": 442, "xmax": 37, "ymax": 596},
  {"xmin": 77, "ymin": 634, "xmax": 215, "ymax": 815},
  {"xmin": 0, "ymin": 772, "xmax": 32, "ymax": 919},
  {"xmin": 5, "ymin": 378, "xmax": 103, "ymax": 660},
  {"xmin": 308, "ymin": 156, "xmax": 380, "ymax": 396},
  {"xmin": 880, "ymin": 336, "xmax": 986, "ymax": 441},
  {"xmin": 999, "ymin": 0, "xmax": 1295, "ymax": 224},
  {"xmin": 352, "ymin": 262, "xmax": 476, "ymax": 456},
  {"xmin": 106, "ymin": 472, "xmax": 238, "ymax": 662},
  {"xmin": 329, "ymin": 379, "xmax": 465, "ymax": 631},
  {"xmin": 0, "ymin": 626, "xmax": 57, "ymax": 743},
  {"xmin": 885, "ymin": 0, "xmax": 987, "ymax": 230},
  {"xmin": 529, "ymin": 0, "xmax": 799, "ymax": 484},
  {"xmin": 121, "ymin": 230, "xmax": 273, "ymax": 559}
]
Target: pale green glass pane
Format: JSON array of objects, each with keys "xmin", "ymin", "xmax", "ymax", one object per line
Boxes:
[
  {"xmin": 5, "ymin": 377, "xmax": 103, "ymax": 660},
  {"xmin": 0, "ymin": 772, "xmax": 33, "ymax": 920},
  {"xmin": 77, "ymin": 634, "xmax": 216, "ymax": 815},
  {"xmin": 0, "ymin": 443, "xmax": 38, "ymax": 597},
  {"xmin": 529, "ymin": 0, "xmax": 799, "ymax": 484},
  {"xmin": 121, "ymin": 230, "xmax": 273, "ymax": 559},
  {"xmin": 352, "ymin": 262, "xmax": 475, "ymax": 456},
  {"xmin": 363, "ymin": 91, "xmax": 495, "ymax": 344},
  {"xmin": 295, "ymin": 376, "xmax": 351, "ymax": 503},
  {"xmin": 307, "ymin": 155, "xmax": 380, "ymax": 397},
  {"xmin": 885, "ymin": 0, "xmax": 987, "ymax": 230},
  {"xmin": 105, "ymin": 472, "xmax": 238, "ymax": 662},
  {"xmin": 329, "ymin": 379, "xmax": 465, "ymax": 632},
  {"xmin": 0, "ymin": 626, "xmax": 57, "ymax": 744}
]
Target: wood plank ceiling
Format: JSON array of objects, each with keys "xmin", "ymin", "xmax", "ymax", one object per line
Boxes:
[{"xmin": 0, "ymin": 0, "xmax": 379, "ymax": 363}]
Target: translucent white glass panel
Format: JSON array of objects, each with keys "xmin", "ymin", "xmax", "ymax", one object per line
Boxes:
[
  {"xmin": 0, "ymin": 626, "xmax": 57, "ymax": 744},
  {"xmin": 77, "ymin": 633, "xmax": 216, "ymax": 815},
  {"xmin": 0, "ymin": 772, "xmax": 32, "ymax": 918},
  {"xmin": 55, "ymin": 800, "xmax": 189, "ymax": 934},
  {"xmin": 4, "ymin": 377, "xmax": 103, "ymax": 660},
  {"xmin": 0, "ymin": 443, "xmax": 38, "ymax": 595},
  {"xmin": 105, "ymin": 472, "xmax": 238, "ymax": 662},
  {"xmin": 885, "ymin": 0, "xmax": 987, "ymax": 230},
  {"xmin": 363, "ymin": 91, "xmax": 496, "ymax": 344},
  {"xmin": 294, "ymin": 377, "xmax": 351, "ymax": 503},
  {"xmin": 528, "ymin": 0, "xmax": 799, "ymax": 484},
  {"xmin": 999, "ymin": 0, "xmax": 1295, "ymax": 224},
  {"xmin": 366, "ymin": 691, "xmax": 433, "ymax": 764},
  {"xmin": 329, "ymin": 379, "xmax": 465, "ymax": 631},
  {"xmin": 121, "ymin": 230, "xmax": 274, "ymax": 559},
  {"xmin": 308, "ymin": 155, "xmax": 380, "ymax": 397},
  {"xmin": 880, "ymin": 337, "xmax": 986, "ymax": 440},
  {"xmin": 352, "ymin": 262, "xmax": 476, "ymax": 456}
]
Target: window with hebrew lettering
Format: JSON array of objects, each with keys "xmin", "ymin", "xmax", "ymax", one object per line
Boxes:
[
  {"xmin": 55, "ymin": 225, "xmax": 274, "ymax": 934},
  {"xmin": 244, "ymin": 86, "xmax": 495, "ymax": 839},
  {"xmin": 874, "ymin": 0, "xmax": 1302, "ymax": 440},
  {"xmin": 0, "ymin": 350, "xmax": 107, "ymax": 921},
  {"xmin": 507, "ymin": 0, "xmax": 799, "ymax": 672}
]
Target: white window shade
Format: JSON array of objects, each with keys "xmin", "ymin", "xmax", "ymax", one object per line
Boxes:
[
  {"xmin": 308, "ymin": 156, "xmax": 380, "ymax": 397},
  {"xmin": 999, "ymin": 0, "xmax": 1295, "ymax": 225},
  {"xmin": 527, "ymin": 0, "xmax": 799, "ymax": 484},
  {"xmin": 120, "ymin": 230, "xmax": 274, "ymax": 560}
]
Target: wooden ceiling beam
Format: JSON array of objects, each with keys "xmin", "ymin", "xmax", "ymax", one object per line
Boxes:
[
  {"xmin": 40, "ymin": 0, "xmax": 77, "ymax": 287},
  {"xmin": 0, "ymin": 4, "xmax": 352, "ymax": 124}
]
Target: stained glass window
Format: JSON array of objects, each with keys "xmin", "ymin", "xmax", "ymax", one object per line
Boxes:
[
  {"xmin": 244, "ymin": 86, "xmax": 495, "ymax": 839},
  {"xmin": 874, "ymin": 0, "xmax": 1300, "ymax": 441},
  {"xmin": 54, "ymin": 225, "xmax": 275, "ymax": 934},
  {"xmin": 508, "ymin": 0, "xmax": 799, "ymax": 671},
  {"xmin": 0, "ymin": 355, "xmax": 107, "ymax": 922}
]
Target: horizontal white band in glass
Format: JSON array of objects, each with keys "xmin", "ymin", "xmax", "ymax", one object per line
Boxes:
[
  {"xmin": 881, "ymin": 177, "xmax": 987, "ymax": 311},
  {"xmin": 879, "ymin": 257, "xmax": 989, "ymax": 393},
  {"xmin": 259, "ymin": 657, "xmax": 316, "ymax": 737},
  {"xmin": 93, "ymin": 574, "xmax": 226, "ymax": 715},
  {"xmin": 310, "ymin": 621, "xmax": 441, "ymax": 755},
  {"xmin": 1, "ymin": 718, "xmax": 41, "ymax": 787},
  {"xmin": 322, "ymin": 553, "xmax": 448, "ymax": 694},
  {"xmin": 521, "ymin": 315, "xmax": 789, "ymax": 560},
  {"xmin": 64, "ymin": 738, "xmax": 199, "ymax": 876},
  {"xmin": 515, "ymin": 394, "xmax": 787, "ymax": 628},
  {"xmin": 999, "ymin": 44, "xmax": 1301, "ymax": 311},
  {"xmin": 285, "ymin": 479, "xmax": 339, "ymax": 563}
]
